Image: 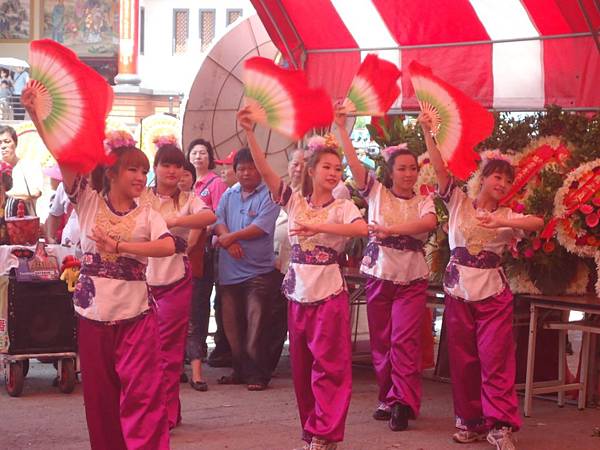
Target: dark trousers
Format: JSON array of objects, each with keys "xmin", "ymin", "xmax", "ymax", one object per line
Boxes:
[
  {"xmin": 267, "ymin": 270, "xmax": 288, "ymax": 373},
  {"xmin": 220, "ymin": 270, "xmax": 279, "ymax": 385},
  {"xmin": 186, "ymin": 248, "xmax": 230, "ymax": 361}
]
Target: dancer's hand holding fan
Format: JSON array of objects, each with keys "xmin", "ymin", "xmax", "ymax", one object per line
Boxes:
[
  {"xmin": 408, "ymin": 61, "xmax": 494, "ymax": 181},
  {"xmin": 242, "ymin": 57, "xmax": 333, "ymax": 140},
  {"xmin": 21, "ymin": 39, "xmax": 114, "ymax": 175},
  {"xmin": 343, "ymin": 54, "xmax": 402, "ymax": 116}
]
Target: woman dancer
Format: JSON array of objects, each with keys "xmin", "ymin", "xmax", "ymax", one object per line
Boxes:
[
  {"xmin": 335, "ymin": 107, "xmax": 437, "ymax": 431},
  {"xmin": 238, "ymin": 106, "xmax": 368, "ymax": 450},
  {"xmin": 42, "ymin": 132, "xmax": 175, "ymax": 449},
  {"xmin": 420, "ymin": 113, "xmax": 543, "ymax": 450},
  {"xmin": 144, "ymin": 143, "xmax": 216, "ymax": 429}
]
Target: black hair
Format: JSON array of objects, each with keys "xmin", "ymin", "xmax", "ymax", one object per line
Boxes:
[
  {"xmin": 187, "ymin": 138, "xmax": 216, "ymax": 170},
  {"xmin": 481, "ymin": 159, "xmax": 515, "ymax": 183},
  {"xmin": 182, "ymin": 160, "xmax": 197, "ymax": 185},
  {"xmin": 154, "ymin": 144, "xmax": 185, "ymax": 168},
  {"xmin": 0, "ymin": 125, "xmax": 18, "ymax": 147},
  {"xmin": 233, "ymin": 147, "xmax": 254, "ymax": 171},
  {"xmin": 383, "ymin": 149, "xmax": 418, "ymax": 189}
]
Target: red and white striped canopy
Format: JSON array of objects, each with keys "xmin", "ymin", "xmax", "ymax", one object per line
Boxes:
[{"xmin": 251, "ymin": 0, "xmax": 600, "ymax": 111}]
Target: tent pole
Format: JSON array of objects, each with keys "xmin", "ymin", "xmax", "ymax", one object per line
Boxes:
[
  {"xmin": 274, "ymin": 0, "xmax": 307, "ymax": 68},
  {"xmin": 257, "ymin": 0, "xmax": 301, "ymax": 69},
  {"xmin": 576, "ymin": 0, "xmax": 600, "ymax": 52},
  {"xmin": 305, "ymin": 32, "xmax": 595, "ymax": 53}
]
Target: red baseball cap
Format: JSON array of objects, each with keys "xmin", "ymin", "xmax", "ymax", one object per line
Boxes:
[{"xmin": 215, "ymin": 150, "xmax": 236, "ymax": 165}]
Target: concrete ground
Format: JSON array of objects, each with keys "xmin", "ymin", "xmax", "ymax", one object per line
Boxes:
[{"xmin": 1, "ymin": 357, "xmax": 600, "ymax": 450}]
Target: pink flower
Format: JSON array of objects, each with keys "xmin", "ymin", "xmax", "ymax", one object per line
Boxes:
[
  {"xmin": 532, "ymin": 238, "xmax": 542, "ymax": 251},
  {"xmin": 580, "ymin": 204, "xmax": 594, "ymax": 215},
  {"xmin": 523, "ymin": 248, "xmax": 534, "ymax": 258},
  {"xmin": 513, "ymin": 203, "xmax": 525, "ymax": 213},
  {"xmin": 585, "ymin": 212, "xmax": 599, "ymax": 228}
]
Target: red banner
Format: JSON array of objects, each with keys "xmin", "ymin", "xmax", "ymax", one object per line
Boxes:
[{"xmin": 501, "ymin": 144, "xmax": 568, "ymax": 205}]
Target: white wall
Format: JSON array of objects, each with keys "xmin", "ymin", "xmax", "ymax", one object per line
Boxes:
[{"xmin": 138, "ymin": 0, "xmax": 254, "ymax": 93}]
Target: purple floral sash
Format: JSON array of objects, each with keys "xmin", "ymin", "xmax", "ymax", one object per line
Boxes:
[
  {"xmin": 378, "ymin": 235, "xmax": 424, "ymax": 253},
  {"xmin": 290, "ymin": 244, "xmax": 338, "ymax": 266},
  {"xmin": 80, "ymin": 252, "xmax": 147, "ymax": 281},
  {"xmin": 450, "ymin": 247, "xmax": 501, "ymax": 269}
]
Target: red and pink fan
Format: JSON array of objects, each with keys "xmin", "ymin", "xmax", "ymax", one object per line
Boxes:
[
  {"xmin": 23, "ymin": 39, "xmax": 114, "ymax": 173},
  {"xmin": 243, "ymin": 57, "xmax": 333, "ymax": 140},
  {"xmin": 343, "ymin": 54, "xmax": 401, "ymax": 116},
  {"xmin": 408, "ymin": 61, "xmax": 494, "ymax": 181}
]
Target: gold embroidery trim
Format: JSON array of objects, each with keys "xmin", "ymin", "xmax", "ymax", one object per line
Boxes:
[
  {"xmin": 457, "ymin": 196, "xmax": 508, "ymax": 255},
  {"xmin": 379, "ymin": 188, "xmax": 421, "ymax": 227},
  {"xmin": 294, "ymin": 196, "xmax": 339, "ymax": 252},
  {"xmin": 94, "ymin": 198, "xmax": 144, "ymax": 262}
]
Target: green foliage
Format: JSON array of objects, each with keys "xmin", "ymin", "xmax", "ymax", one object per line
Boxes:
[{"xmin": 365, "ymin": 116, "xmax": 426, "ymax": 155}]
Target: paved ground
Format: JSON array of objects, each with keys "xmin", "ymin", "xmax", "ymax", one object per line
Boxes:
[{"xmin": 1, "ymin": 357, "xmax": 600, "ymax": 450}]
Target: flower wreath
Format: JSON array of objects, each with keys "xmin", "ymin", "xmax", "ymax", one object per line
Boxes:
[
  {"xmin": 552, "ymin": 158, "xmax": 600, "ymax": 295},
  {"xmin": 501, "ymin": 135, "xmax": 572, "ymax": 209}
]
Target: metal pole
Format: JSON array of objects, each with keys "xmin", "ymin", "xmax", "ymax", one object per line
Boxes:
[
  {"xmin": 257, "ymin": 0, "xmax": 300, "ymax": 69},
  {"xmin": 305, "ymin": 32, "xmax": 595, "ymax": 54},
  {"xmin": 576, "ymin": 0, "xmax": 600, "ymax": 52}
]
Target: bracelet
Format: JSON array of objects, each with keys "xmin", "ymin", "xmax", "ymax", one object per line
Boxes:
[{"xmin": 115, "ymin": 240, "xmax": 120, "ymax": 254}]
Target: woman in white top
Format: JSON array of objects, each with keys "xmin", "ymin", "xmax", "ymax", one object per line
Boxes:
[
  {"xmin": 238, "ymin": 106, "xmax": 367, "ymax": 450},
  {"xmin": 336, "ymin": 107, "xmax": 437, "ymax": 431},
  {"xmin": 421, "ymin": 112, "xmax": 543, "ymax": 449},
  {"xmin": 61, "ymin": 143, "xmax": 175, "ymax": 450},
  {"xmin": 144, "ymin": 143, "xmax": 216, "ymax": 429}
]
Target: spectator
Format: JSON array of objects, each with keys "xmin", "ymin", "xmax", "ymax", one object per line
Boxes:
[
  {"xmin": 11, "ymin": 67, "xmax": 29, "ymax": 120},
  {"xmin": 269, "ymin": 148, "xmax": 305, "ymax": 373},
  {"xmin": 0, "ymin": 80, "xmax": 11, "ymax": 99},
  {"xmin": 0, "ymin": 125, "xmax": 43, "ymax": 217},
  {"xmin": 216, "ymin": 150, "xmax": 238, "ymax": 187},
  {"xmin": 214, "ymin": 147, "xmax": 280, "ymax": 391},
  {"xmin": 186, "ymin": 138, "xmax": 229, "ymax": 390}
]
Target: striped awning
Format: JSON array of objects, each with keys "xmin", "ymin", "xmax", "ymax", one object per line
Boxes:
[{"xmin": 250, "ymin": 0, "xmax": 600, "ymax": 111}]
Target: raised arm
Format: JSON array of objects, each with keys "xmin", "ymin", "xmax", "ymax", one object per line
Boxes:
[
  {"xmin": 335, "ymin": 104, "xmax": 367, "ymax": 190},
  {"xmin": 237, "ymin": 106, "xmax": 281, "ymax": 197},
  {"xmin": 418, "ymin": 112, "xmax": 450, "ymax": 193}
]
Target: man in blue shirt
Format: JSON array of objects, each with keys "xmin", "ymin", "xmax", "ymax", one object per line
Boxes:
[{"xmin": 214, "ymin": 147, "xmax": 280, "ymax": 390}]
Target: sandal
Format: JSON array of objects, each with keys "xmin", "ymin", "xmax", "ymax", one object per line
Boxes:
[
  {"xmin": 216, "ymin": 374, "xmax": 243, "ymax": 385},
  {"xmin": 190, "ymin": 380, "xmax": 208, "ymax": 391},
  {"xmin": 247, "ymin": 383, "xmax": 267, "ymax": 391}
]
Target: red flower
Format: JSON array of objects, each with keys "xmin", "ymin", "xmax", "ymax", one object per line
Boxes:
[
  {"xmin": 531, "ymin": 238, "xmax": 542, "ymax": 251},
  {"xmin": 585, "ymin": 212, "xmax": 599, "ymax": 228},
  {"xmin": 542, "ymin": 241, "xmax": 555, "ymax": 253},
  {"xmin": 580, "ymin": 204, "xmax": 594, "ymax": 215},
  {"xmin": 523, "ymin": 248, "xmax": 534, "ymax": 258},
  {"xmin": 513, "ymin": 203, "xmax": 525, "ymax": 213},
  {"xmin": 593, "ymin": 197, "xmax": 600, "ymax": 207}
]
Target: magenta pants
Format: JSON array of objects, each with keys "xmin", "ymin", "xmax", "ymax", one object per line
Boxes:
[
  {"xmin": 152, "ymin": 265, "xmax": 193, "ymax": 429},
  {"xmin": 78, "ymin": 312, "xmax": 170, "ymax": 450},
  {"xmin": 445, "ymin": 287, "xmax": 522, "ymax": 432},
  {"xmin": 288, "ymin": 292, "xmax": 352, "ymax": 443},
  {"xmin": 365, "ymin": 277, "xmax": 427, "ymax": 418}
]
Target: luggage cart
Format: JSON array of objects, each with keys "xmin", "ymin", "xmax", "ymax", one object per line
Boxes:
[{"xmin": 1, "ymin": 274, "xmax": 77, "ymax": 397}]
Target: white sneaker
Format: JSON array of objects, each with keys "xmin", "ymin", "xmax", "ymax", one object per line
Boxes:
[
  {"xmin": 309, "ymin": 438, "xmax": 338, "ymax": 450},
  {"xmin": 487, "ymin": 427, "xmax": 517, "ymax": 450},
  {"xmin": 452, "ymin": 430, "xmax": 486, "ymax": 444}
]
